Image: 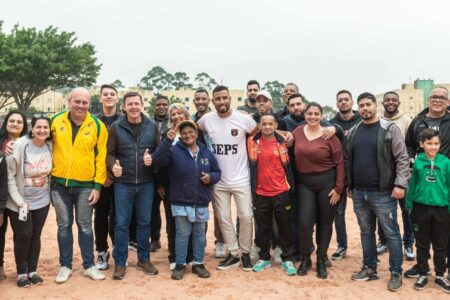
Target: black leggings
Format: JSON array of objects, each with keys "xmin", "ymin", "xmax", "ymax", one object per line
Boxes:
[
  {"xmin": 298, "ymin": 169, "xmax": 338, "ymax": 257},
  {"xmin": 0, "ymin": 212, "xmax": 8, "ymax": 267},
  {"xmin": 94, "ymin": 184, "xmax": 115, "ymax": 252},
  {"xmin": 7, "ymin": 205, "xmax": 49, "ymax": 274}
]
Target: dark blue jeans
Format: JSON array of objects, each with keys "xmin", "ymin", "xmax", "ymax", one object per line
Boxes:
[
  {"xmin": 113, "ymin": 181, "xmax": 154, "ymax": 267},
  {"xmin": 377, "ymin": 199, "xmax": 414, "ymax": 247},
  {"xmin": 352, "ymin": 188, "xmax": 403, "ymax": 273},
  {"xmin": 51, "ymin": 183, "xmax": 95, "ymax": 269},
  {"xmin": 334, "ymin": 189, "xmax": 348, "ymax": 249}
]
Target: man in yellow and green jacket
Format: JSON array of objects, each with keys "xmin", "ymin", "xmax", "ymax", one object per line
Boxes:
[{"xmin": 50, "ymin": 87, "xmax": 108, "ymax": 284}]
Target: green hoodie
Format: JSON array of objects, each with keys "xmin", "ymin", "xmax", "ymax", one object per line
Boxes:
[{"xmin": 406, "ymin": 152, "xmax": 450, "ymax": 212}]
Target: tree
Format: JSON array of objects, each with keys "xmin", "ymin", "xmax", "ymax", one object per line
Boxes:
[
  {"xmin": 322, "ymin": 105, "xmax": 337, "ymax": 120},
  {"xmin": 173, "ymin": 72, "xmax": 193, "ymax": 90},
  {"xmin": 139, "ymin": 66, "xmax": 175, "ymax": 92},
  {"xmin": 263, "ymin": 80, "xmax": 285, "ymax": 111},
  {"xmin": 112, "ymin": 79, "xmax": 125, "ymax": 89},
  {"xmin": 194, "ymin": 72, "xmax": 217, "ymax": 90},
  {"xmin": 89, "ymin": 94, "xmax": 102, "ymax": 115},
  {"xmin": 0, "ymin": 23, "xmax": 101, "ymax": 112}
]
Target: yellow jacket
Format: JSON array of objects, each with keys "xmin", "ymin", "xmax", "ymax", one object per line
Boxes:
[{"xmin": 51, "ymin": 111, "xmax": 108, "ymax": 191}]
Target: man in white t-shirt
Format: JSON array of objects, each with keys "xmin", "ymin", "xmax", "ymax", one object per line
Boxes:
[{"xmin": 198, "ymin": 85, "xmax": 257, "ymax": 271}]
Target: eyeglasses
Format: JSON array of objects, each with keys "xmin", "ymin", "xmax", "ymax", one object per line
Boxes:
[{"xmin": 429, "ymin": 95, "xmax": 448, "ymax": 102}]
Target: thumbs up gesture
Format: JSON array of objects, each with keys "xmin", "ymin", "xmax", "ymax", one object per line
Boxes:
[
  {"xmin": 112, "ymin": 160, "xmax": 122, "ymax": 177},
  {"xmin": 143, "ymin": 148, "xmax": 152, "ymax": 166},
  {"xmin": 200, "ymin": 171, "xmax": 210, "ymax": 184}
]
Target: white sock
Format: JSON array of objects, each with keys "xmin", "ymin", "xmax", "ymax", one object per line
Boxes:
[{"xmin": 28, "ymin": 272, "xmax": 36, "ymax": 277}]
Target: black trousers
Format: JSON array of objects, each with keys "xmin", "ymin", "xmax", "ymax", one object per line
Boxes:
[
  {"xmin": 7, "ymin": 205, "xmax": 49, "ymax": 274},
  {"xmin": 0, "ymin": 212, "xmax": 8, "ymax": 267},
  {"xmin": 410, "ymin": 203, "xmax": 450, "ymax": 276},
  {"xmin": 94, "ymin": 184, "xmax": 115, "ymax": 252},
  {"xmin": 297, "ymin": 169, "xmax": 338, "ymax": 257},
  {"xmin": 254, "ymin": 192, "xmax": 294, "ymax": 261},
  {"xmin": 150, "ymin": 186, "xmax": 162, "ymax": 241}
]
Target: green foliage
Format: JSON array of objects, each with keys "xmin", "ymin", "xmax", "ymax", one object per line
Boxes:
[
  {"xmin": 89, "ymin": 94, "xmax": 102, "ymax": 115},
  {"xmin": 112, "ymin": 79, "xmax": 124, "ymax": 89},
  {"xmin": 194, "ymin": 72, "xmax": 217, "ymax": 90},
  {"xmin": 0, "ymin": 22, "xmax": 101, "ymax": 112},
  {"xmin": 263, "ymin": 80, "xmax": 285, "ymax": 111},
  {"xmin": 139, "ymin": 66, "xmax": 175, "ymax": 92},
  {"xmin": 173, "ymin": 72, "xmax": 193, "ymax": 90}
]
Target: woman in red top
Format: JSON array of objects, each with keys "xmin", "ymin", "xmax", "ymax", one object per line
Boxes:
[{"xmin": 292, "ymin": 103, "xmax": 344, "ymax": 279}]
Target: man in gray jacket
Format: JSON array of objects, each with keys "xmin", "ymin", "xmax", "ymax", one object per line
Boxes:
[{"xmin": 345, "ymin": 92, "xmax": 410, "ymax": 292}]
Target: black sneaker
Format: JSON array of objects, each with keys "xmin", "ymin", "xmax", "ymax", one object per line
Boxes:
[
  {"xmin": 216, "ymin": 254, "xmax": 240, "ymax": 270},
  {"xmin": 17, "ymin": 276, "xmax": 31, "ymax": 288},
  {"xmin": 435, "ymin": 276, "xmax": 450, "ymax": 294},
  {"xmin": 414, "ymin": 275, "xmax": 428, "ymax": 291},
  {"xmin": 150, "ymin": 240, "xmax": 161, "ymax": 253},
  {"xmin": 128, "ymin": 241, "xmax": 138, "ymax": 251},
  {"xmin": 171, "ymin": 265, "xmax": 185, "ymax": 280},
  {"xmin": 241, "ymin": 253, "xmax": 252, "ymax": 272},
  {"xmin": 29, "ymin": 273, "xmax": 43, "ymax": 285},
  {"xmin": 296, "ymin": 255, "xmax": 311, "ymax": 276},
  {"xmin": 331, "ymin": 247, "xmax": 347, "ymax": 261},
  {"xmin": 351, "ymin": 265, "xmax": 379, "ymax": 281},
  {"xmin": 404, "ymin": 264, "xmax": 431, "ymax": 278},
  {"xmin": 192, "ymin": 264, "xmax": 211, "ymax": 278},
  {"xmin": 387, "ymin": 272, "xmax": 402, "ymax": 292}
]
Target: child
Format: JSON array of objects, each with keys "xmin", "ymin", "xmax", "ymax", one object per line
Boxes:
[
  {"xmin": 247, "ymin": 113, "xmax": 296, "ymax": 276},
  {"xmin": 406, "ymin": 128, "xmax": 450, "ymax": 293}
]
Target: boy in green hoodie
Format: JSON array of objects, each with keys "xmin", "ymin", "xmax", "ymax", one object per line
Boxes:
[{"xmin": 406, "ymin": 128, "xmax": 450, "ymax": 293}]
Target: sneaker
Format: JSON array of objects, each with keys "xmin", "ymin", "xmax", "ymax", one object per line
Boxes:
[
  {"xmin": 83, "ymin": 266, "xmax": 106, "ymax": 281},
  {"xmin": 404, "ymin": 264, "xmax": 431, "ymax": 278},
  {"xmin": 404, "ymin": 246, "xmax": 415, "ymax": 261},
  {"xmin": 387, "ymin": 272, "xmax": 402, "ymax": 292},
  {"xmin": 112, "ymin": 266, "xmax": 126, "ymax": 280},
  {"xmin": 17, "ymin": 276, "xmax": 31, "ymax": 288},
  {"xmin": 252, "ymin": 260, "xmax": 271, "ymax": 272},
  {"xmin": 216, "ymin": 254, "xmax": 240, "ymax": 270},
  {"xmin": 55, "ymin": 266, "xmax": 72, "ymax": 284},
  {"xmin": 282, "ymin": 261, "xmax": 296, "ymax": 276},
  {"xmin": 137, "ymin": 260, "xmax": 158, "ymax": 275},
  {"xmin": 351, "ymin": 266, "xmax": 379, "ymax": 281},
  {"xmin": 171, "ymin": 265, "xmax": 185, "ymax": 280},
  {"xmin": 128, "ymin": 241, "xmax": 138, "ymax": 251},
  {"xmin": 29, "ymin": 273, "xmax": 43, "ymax": 285},
  {"xmin": 273, "ymin": 247, "xmax": 282, "ymax": 264},
  {"xmin": 150, "ymin": 240, "xmax": 161, "ymax": 253},
  {"xmin": 0, "ymin": 266, "xmax": 6, "ymax": 280},
  {"xmin": 331, "ymin": 247, "xmax": 347, "ymax": 260},
  {"xmin": 435, "ymin": 276, "xmax": 450, "ymax": 293},
  {"xmin": 192, "ymin": 264, "xmax": 211, "ymax": 278},
  {"xmin": 169, "ymin": 262, "xmax": 176, "ymax": 271},
  {"xmin": 296, "ymin": 255, "xmax": 311, "ymax": 276},
  {"xmin": 215, "ymin": 242, "xmax": 226, "ymax": 258},
  {"xmin": 376, "ymin": 242, "xmax": 388, "ymax": 255},
  {"xmin": 414, "ymin": 275, "xmax": 428, "ymax": 291},
  {"xmin": 250, "ymin": 245, "xmax": 260, "ymax": 261},
  {"xmin": 95, "ymin": 251, "xmax": 110, "ymax": 270},
  {"xmin": 241, "ymin": 253, "xmax": 252, "ymax": 271},
  {"xmin": 325, "ymin": 255, "xmax": 332, "ymax": 268}
]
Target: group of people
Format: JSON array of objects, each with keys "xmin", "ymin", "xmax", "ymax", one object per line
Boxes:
[{"xmin": 0, "ymin": 80, "xmax": 448, "ymax": 294}]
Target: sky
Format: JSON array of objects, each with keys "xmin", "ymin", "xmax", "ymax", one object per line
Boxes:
[{"xmin": 2, "ymin": 0, "xmax": 450, "ymax": 106}]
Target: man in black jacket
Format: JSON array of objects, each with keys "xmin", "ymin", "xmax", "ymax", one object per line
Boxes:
[
  {"xmin": 107, "ymin": 92, "xmax": 160, "ymax": 280},
  {"xmin": 329, "ymin": 90, "xmax": 361, "ymax": 261}
]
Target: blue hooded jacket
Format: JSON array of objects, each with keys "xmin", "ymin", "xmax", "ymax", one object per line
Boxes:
[{"xmin": 151, "ymin": 138, "xmax": 221, "ymax": 207}]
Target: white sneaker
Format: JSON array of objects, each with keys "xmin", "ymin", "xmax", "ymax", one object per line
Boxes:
[
  {"xmin": 55, "ymin": 266, "xmax": 72, "ymax": 284},
  {"xmin": 95, "ymin": 251, "xmax": 109, "ymax": 270},
  {"xmin": 83, "ymin": 266, "xmax": 106, "ymax": 281},
  {"xmin": 215, "ymin": 242, "xmax": 226, "ymax": 258},
  {"xmin": 273, "ymin": 246, "xmax": 282, "ymax": 264},
  {"xmin": 250, "ymin": 245, "xmax": 260, "ymax": 261},
  {"xmin": 169, "ymin": 262, "xmax": 176, "ymax": 271}
]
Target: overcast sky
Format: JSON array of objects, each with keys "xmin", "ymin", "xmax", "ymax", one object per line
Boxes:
[{"xmin": 2, "ymin": 0, "xmax": 450, "ymax": 105}]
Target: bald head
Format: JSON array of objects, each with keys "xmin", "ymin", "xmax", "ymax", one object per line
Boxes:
[{"xmin": 68, "ymin": 87, "xmax": 91, "ymax": 121}]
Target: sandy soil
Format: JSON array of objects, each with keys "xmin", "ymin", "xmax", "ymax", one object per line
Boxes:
[{"xmin": 0, "ymin": 199, "xmax": 448, "ymax": 300}]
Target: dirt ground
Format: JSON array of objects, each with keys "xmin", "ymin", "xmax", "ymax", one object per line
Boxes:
[{"xmin": 0, "ymin": 199, "xmax": 448, "ymax": 300}]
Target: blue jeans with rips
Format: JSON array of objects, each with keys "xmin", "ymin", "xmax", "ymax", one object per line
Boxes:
[
  {"xmin": 352, "ymin": 188, "xmax": 403, "ymax": 274},
  {"xmin": 113, "ymin": 181, "xmax": 154, "ymax": 267},
  {"xmin": 377, "ymin": 198, "xmax": 414, "ymax": 248},
  {"xmin": 51, "ymin": 183, "xmax": 95, "ymax": 269}
]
